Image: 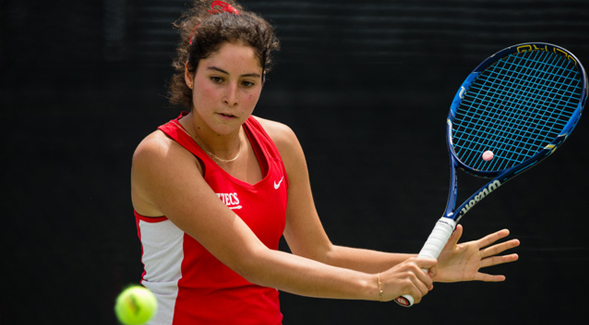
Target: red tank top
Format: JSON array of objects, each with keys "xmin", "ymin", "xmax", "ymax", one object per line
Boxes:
[{"xmin": 136, "ymin": 113, "xmax": 288, "ymax": 324}]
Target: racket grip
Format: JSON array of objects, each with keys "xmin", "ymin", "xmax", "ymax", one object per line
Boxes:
[{"xmin": 394, "ymin": 217, "xmax": 456, "ymax": 307}]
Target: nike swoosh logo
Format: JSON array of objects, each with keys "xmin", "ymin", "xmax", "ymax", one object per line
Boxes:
[{"xmin": 274, "ymin": 176, "xmax": 284, "ymax": 190}]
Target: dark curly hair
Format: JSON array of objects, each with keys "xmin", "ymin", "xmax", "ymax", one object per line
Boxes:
[{"xmin": 168, "ymin": 0, "xmax": 280, "ymax": 110}]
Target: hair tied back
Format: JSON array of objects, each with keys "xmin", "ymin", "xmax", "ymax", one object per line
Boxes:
[
  {"xmin": 208, "ymin": 1, "xmax": 240, "ymax": 15},
  {"xmin": 189, "ymin": 1, "xmax": 241, "ymax": 44}
]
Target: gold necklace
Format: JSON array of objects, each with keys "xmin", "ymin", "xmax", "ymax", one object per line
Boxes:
[{"xmin": 172, "ymin": 121, "xmax": 241, "ymax": 163}]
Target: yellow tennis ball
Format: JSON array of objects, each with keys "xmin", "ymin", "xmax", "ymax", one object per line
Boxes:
[{"xmin": 114, "ymin": 285, "xmax": 157, "ymax": 325}]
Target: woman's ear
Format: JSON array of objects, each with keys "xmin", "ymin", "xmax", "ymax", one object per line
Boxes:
[{"xmin": 184, "ymin": 61, "xmax": 194, "ymax": 89}]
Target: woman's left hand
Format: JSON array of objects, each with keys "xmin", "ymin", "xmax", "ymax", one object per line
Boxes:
[{"xmin": 434, "ymin": 225, "xmax": 520, "ymax": 283}]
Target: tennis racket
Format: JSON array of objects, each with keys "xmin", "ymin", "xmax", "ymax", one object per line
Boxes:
[{"xmin": 395, "ymin": 42, "xmax": 587, "ymax": 307}]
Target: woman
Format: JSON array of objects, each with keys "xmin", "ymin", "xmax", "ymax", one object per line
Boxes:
[{"xmin": 131, "ymin": 1, "xmax": 520, "ymax": 323}]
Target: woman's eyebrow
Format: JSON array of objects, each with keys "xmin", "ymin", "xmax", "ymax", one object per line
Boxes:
[{"xmin": 207, "ymin": 66, "xmax": 261, "ymax": 78}]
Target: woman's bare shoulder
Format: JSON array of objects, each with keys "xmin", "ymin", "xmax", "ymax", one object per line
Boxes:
[
  {"xmin": 131, "ymin": 130, "xmax": 202, "ymax": 216},
  {"xmin": 132, "ymin": 129, "xmax": 200, "ymax": 174},
  {"xmin": 252, "ymin": 116, "xmax": 298, "ymax": 149},
  {"xmin": 133, "ymin": 130, "xmax": 174, "ymax": 160}
]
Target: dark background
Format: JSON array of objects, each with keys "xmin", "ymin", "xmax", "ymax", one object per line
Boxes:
[{"xmin": 2, "ymin": 0, "xmax": 589, "ymax": 324}]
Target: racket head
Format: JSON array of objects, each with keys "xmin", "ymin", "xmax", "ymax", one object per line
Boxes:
[{"xmin": 447, "ymin": 42, "xmax": 587, "ymax": 179}]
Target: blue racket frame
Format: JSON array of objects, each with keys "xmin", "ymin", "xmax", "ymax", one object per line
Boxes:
[
  {"xmin": 445, "ymin": 42, "xmax": 587, "ymax": 223},
  {"xmin": 395, "ymin": 42, "xmax": 587, "ymax": 307}
]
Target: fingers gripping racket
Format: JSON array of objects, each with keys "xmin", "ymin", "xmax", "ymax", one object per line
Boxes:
[{"xmin": 395, "ymin": 42, "xmax": 587, "ymax": 307}]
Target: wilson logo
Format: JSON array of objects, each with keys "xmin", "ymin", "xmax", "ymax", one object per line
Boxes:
[{"xmin": 459, "ymin": 180, "xmax": 502, "ymax": 217}]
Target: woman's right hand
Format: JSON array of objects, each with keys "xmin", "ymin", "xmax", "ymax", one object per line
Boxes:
[{"xmin": 379, "ymin": 257, "xmax": 438, "ymax": 303}]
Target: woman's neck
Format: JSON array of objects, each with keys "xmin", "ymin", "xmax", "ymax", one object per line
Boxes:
[{"xmin": 179, "ymin": 112, "xmax": 244, "ymax": 163}]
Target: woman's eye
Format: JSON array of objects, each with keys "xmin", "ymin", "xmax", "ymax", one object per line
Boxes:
[
  {"xmin": 242, "ymin": 81, "xmax": 255, "ymax": 87},
  {"xmin": 211, "ymin": 76, "xmax": 224, "ymax": 83}
]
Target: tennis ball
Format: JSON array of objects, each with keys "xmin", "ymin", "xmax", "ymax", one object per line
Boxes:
[
  {"xmin": 114, "ymin": 285, "xmax": 157, "ymax": 325},
  {"xmin": 482, "ymin": 150, "xmax": 494, "ymax": 161}
]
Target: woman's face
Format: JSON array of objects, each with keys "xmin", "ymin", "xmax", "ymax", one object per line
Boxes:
[{"xmin": 186, "ymin": 42, "xmax": 264, "ymax": 136}]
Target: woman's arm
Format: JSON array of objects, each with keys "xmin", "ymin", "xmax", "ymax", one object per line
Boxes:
[
  {"xmin": 259, "ymin": 117, "xmax": 519, "ymax": 282},
  {"xmin": 131, "ymin": 130, "xmax": 435, "ymax": 303},
  {"xmin": 258, "ymin": 117, "xmax": 415, "ymax": 273}
]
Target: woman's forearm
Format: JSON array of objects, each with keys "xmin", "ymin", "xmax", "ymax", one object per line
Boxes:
[
  {"xmin": 322, "ymin": 245, "xmax": 415, "ymax": 274},
  {"xmin": 237, "ymin": 247, "xmax": 381, "ymax": 301}
]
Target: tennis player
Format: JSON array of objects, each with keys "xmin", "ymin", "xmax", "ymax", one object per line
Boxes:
[{"xmin": 130, "ymin": 1, "xmax": 520, "ymax": 323}]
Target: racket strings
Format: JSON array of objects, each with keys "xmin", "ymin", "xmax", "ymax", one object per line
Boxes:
[
  {"xmin": 478, "ymin": 52, "xmax": 575, "ymax": 163},
  {"xmin": 453, "ymin": 49, "xmax": 583, "ymax": 172},
  {"xmin": 467, "ymin": 53, "xmax": 575, "ymax": 148}
]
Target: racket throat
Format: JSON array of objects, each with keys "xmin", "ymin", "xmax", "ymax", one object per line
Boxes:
[{"xmin": 456, "ymin": 179, "xmax": 502, "ymax": 222}]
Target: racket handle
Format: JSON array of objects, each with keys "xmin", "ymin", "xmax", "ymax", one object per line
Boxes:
[{"xmin": 394, "ymin": 217, "xmax": 456, "ymax": 307}]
